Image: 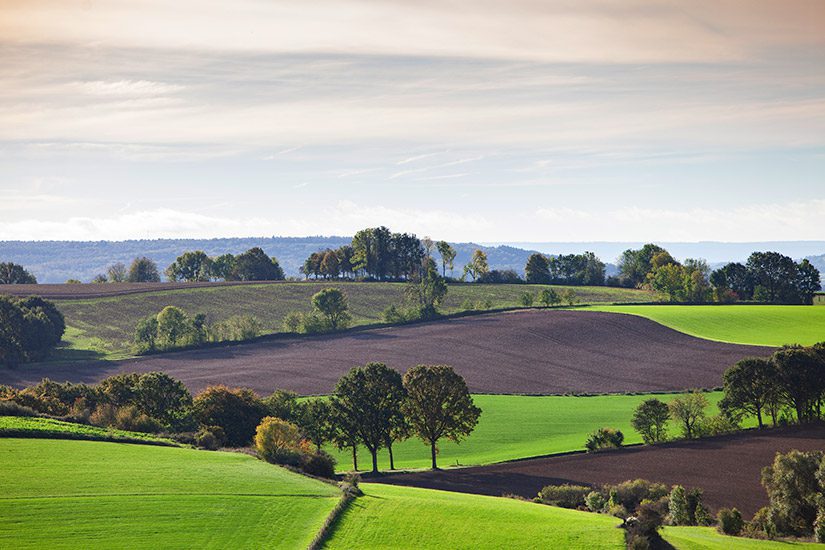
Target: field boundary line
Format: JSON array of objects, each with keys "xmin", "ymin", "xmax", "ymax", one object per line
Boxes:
[{"xmin": 307, "ymin": 491, "xmax": 355, "ymax": 550}]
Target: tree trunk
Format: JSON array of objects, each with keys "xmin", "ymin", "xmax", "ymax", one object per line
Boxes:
[
  {"xmin": 351, "ymin": 445, "xmax": 358, "ymax": 471},
  {"xmin": 430, "ymin": 441, "xmax": 438, "ymax": 470},
  {"xmin": 371, "ymin": 449, "xmax": 379, "ymax": 474},
  {"xmin": 388, "ymin": 443, "xmax": 395, "ymax": 470},
  {"xmin": 756, "ymin": 407, "xmax": 763, "ymax": 429}
]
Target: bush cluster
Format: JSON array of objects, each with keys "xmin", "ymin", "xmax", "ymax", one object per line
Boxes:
[
  {"xmin": 134, "ymin": 306, "xmax": 262, "ymax": 353},
  {"xmin": 584, "ymin": 427, "xmax": 624, "ymax": 452},
  {"xmin": 0, "ymin": 296, "xmax": 66, "ymax": 366}
]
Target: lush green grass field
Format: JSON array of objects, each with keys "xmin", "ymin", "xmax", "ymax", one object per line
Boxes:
[
  {"xmin": 0, "ymin": 416, "xmax": 177, "ymax": 446},
  {"xmin": 587, "ymin": 304, "xmax": 825, "ymax": 347},
  {"xmin": 0, "ymin": 438, "xmax": 340, "ymax": 549},
  {"xmin": 662, "ymin": 526, "xmax": 821, "ymax": 549},
  {"xmin": 325, "ymin": 391, "xmax": 739, "ymax": 472},
  {"xmin": 324, "ymin": 483, "xmax": 625, "ymax": 549},
  {"xmin": 51, "ymin": 282, "xmax": 651, "ymax": 360}
]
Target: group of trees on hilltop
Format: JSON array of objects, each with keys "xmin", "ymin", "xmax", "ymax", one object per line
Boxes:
[
  {"xmin": 92, "ymin": 257, "xmax": 162, "ymax": 283},
  {"xmin": 0, "ymin": 296, "xmax": 65, "ymax": 366},
  {"xmin": 165, "ymin": 247, "xmax": 284, "ymax": 282},
  {"xmin": 613, "ymin": 244, "xmax": 821, "ymax": 304},
  {"xmin": 524, "ymin": 252, "xmax": 606, "ymax": 286}
]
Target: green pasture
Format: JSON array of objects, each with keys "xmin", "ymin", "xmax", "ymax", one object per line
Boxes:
[
  {"xmin": 50, "ymin": 282, "xmax": 651, "ymax": 360},
  {"xmin": 324, "ymin": 483, "xmax": 625, "ymax": 549},
  {"xmin": 0, "ymin": 416, "xmax": 177, "ymax": 446},
  {"xmin": 662, "ymin": 526, "xmax": 821, "ymax": 549},
  {"xmin": 587, "ymin": 304, "xmax": 825, "ymax": 347},
  {"xmin": 326, "ymin": 391, "xmax": 741, "ymax": 472},
  {"xmin": 0, "ymin": 438, "xmax": 340, "ymax": 549}
]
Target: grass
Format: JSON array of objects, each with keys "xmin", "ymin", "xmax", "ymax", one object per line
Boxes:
[
  {"xmin": 0, "ymin": 416, "xmax": 178, "ymax": 446},
  {"xmin": 586, "ymin": 304, "xmax": 825, "ymax": 347},
  {"xmin": 323, "ymin": 483, "xmax": 625, "ymax": 549},
  {"xmin": 50, "ymin": 282, "xmax": 652, "ymax": 360},
  {"xmin": 325, "ymin": 391, "xmax": 743, "ymax": 472},
  {"xmin": 0, "ymin": 438, "xmax": 341, "ymax": 549},
  {"xmin": 662, "ymin": 526, "xmax": 821, "ymax": 549}
]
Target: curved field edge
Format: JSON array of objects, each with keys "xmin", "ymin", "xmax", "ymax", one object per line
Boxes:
[
  {"xmin": 0, "ymin": 416, "xmax": 179, "ymax": 446},
  {"xmin": 0, "ymin": 438, "xmax": 340, "ymax": 549},
  {"xmin": 323, "ymin": 391, "xmax": 746, "ymax": 472},
  {"xmin": 585, "ymin": 304, "xmax": 825, "ymax": 347},
  {"xmin": 323, "ymin": 483, "xmax": 625, "ymax": 549},
  {"xmin": 662, "ymin": 526, "xmax": 821, "ymax": 549},
  {"xmin": 41, "ymin": 282, "xmax": 652, "ymax": 360}
]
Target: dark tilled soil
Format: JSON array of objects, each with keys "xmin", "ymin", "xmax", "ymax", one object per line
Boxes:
[
  {"xmin": 0, "ymin": 281, "xmax": 287, "ymax": 299},
  {"xmin": 372, "ymin": 425, "xmax": 825, "ymax": 517},
  {"xmin": 1, "ymin": 310, "xmax": 769, "ymax": 395}
]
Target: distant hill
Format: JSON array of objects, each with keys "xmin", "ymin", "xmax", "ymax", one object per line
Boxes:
[{"xmin": 0, "ymin": 238, "xmax": 547, "ymax": 283}]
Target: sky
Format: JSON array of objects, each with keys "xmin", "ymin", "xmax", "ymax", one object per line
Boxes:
[{"xmin": 1, "ymin": 0, "xmax": 824, "ymax": 243}]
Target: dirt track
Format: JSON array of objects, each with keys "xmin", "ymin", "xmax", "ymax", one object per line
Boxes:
[
  {"xmin": 373, "ymin": 425, "xmax": 825, "ymax": 517},
  {"xmin": 1, "ymin": 310, "xmax": 769, "ymax": 395}
]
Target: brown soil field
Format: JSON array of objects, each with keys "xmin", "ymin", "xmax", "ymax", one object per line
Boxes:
[
  {"xmin": 0, "ymin": 281, "xmax": 284, "ymax": 299},
  {"xmin": 0, "ymin": 310, "xmax": 768, "ymax": 395},
  {"xmin": 373, "ymin": 425, "xmax": 825, "ymax": 517}
]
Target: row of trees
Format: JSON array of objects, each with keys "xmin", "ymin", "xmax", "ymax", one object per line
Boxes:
[
  {"xmin": 134, "ymin": 306, "xmax": 261, "ymax": 353},
  {"xmin": 615, "ymin": 244, "xmax": 821, "ymax": 304},
  {"xmin": 524, "ymin": 252, "xmax": 606, "ymax": 286},
  {"xmin": 165, "ymin": 247, "xmax": 284, "ymax": 282},
  {"xmin": 0, "ymin": 296, "xmax": 65, "ymax": 366},
  {"xmin": 92, "ymin": 257, "xmax": 162, "ymax": 283},
  {"xmin": 720, "ymin": 344, "xmax": 825, "ymax": 427}
]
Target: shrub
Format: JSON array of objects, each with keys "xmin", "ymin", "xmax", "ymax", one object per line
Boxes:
[
  {"xmin": 697, "ymin": 414, "xmax": 740, "ymax": 437},
  {"xmin": 193, "ymin": 385, "xmax": 268, "ymax": 447},
  {"xmin": 607, "ymin": 479, "xmax": 669, "ymax": 513},
  {"xmin": 300, "ymin": 312, "xmax": 328, "ymax": 334},
  {"xmin": 538, "ymin": 288, "xmax": 560, "ymax": 307},
  {"xmin": 717, "ymin": 508, "xmax": 744, "ymax": 536},
  {"xmin": 585, "ymin": 490, "xmax": 607, "ymax": 512},
  {"xmin": 625, "ymin": 501, "xmax": 665, "ymax": 549},
  {"xmin": 0, "ymin": 400, "xmax": 37, "ymax": 417},
  {"xmin": 536, "ymin": 484, "xmax": 591, "ymax": 509},
  {"xmin": 282, "ymin": 311, "xmax": 304, "ymax": 333},
  {"xmin": 113, "ymin": 405, "xmax": 163, "ymax": 433},
  {"xmin": 301, "ymin": 451, "xmax": 336, "ymax": 478},
  {"xmin": 585, "ymin": 427, "xmax": 624, "ymax": 452},
  {"xmin": 211, "ymin": 315, "xmax": 260, "ymax": 342},
  {"xmin": 262, "ymin": 389, "xmax": 300, "ymax": 421},
  {"xmin": 255, "ymin": 416, "xmax": 308, "ymax": 466},
  {"xmin": 519, "ymin": 292, "xmax": 534, "ymax": 307},
  {"xmin": 194, "ymin": 425, "xmax": 225, "ymax": 450},
  {"xmin": 745, "ymin": 506, "xmax": 776, "ymax": 538},
  {"xmin": 815, "ymin": 509, "xmax": 825, "ymax": 543},
  {"xmin": 669, "ymin": 485, "xmax": 691, "ymax": 525}
]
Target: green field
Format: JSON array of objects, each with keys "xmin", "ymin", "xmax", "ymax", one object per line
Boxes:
[
  {"xmin": 325, "ymin": 391, "xmax": 740, "ymax": 472},
  {"xmin": 0, "ymin": 416, "xmax": 178, "ymax": 446},
  {"xmin": 324, "ymin": 483, "xmax": 625, "ymax": 549},
  {"xmin": 587, "ymin": 304, "xmax": 825, "ymax": 347},
  {"xmin": 662, "ymin": 526, "xmax": 821, "ymax": 549},
  {"xmin": 0, "ymin": 438, "xmax": 340, "ymax": 549},
  {"xmin": 50, "ymin": 282, "xmax": 651, "ymax": 360}
]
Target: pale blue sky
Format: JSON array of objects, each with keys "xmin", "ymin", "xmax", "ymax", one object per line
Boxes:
[{"xmin": 1, "ymin": 0, "xmax": 823, "ymax": 242}]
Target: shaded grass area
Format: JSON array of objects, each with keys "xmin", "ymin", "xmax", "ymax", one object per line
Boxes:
[
  {"xmin": 325, "ymin": 391, "xmax": 744, "ymax": 472},
  {"xmin": 662, "ymin": 526, "xmax": 821, "ymax": 549},
  {"xmin": 0, "ymin": 416, "xmax": 178, "ymax": 446},
  {"xmin": 587, "ymin": 304, "xmax": 825, "ymax": 347},
  {"xmin": 323, "ymin": 483, "xmax": 625, "ymax": 549},
  {"xmin": 52, "ymin": 282, "xmax": 652, "ymax": 360},
  {"xmin": 0, "ymin": 439, "xmax": 340, "ymax": 549}
]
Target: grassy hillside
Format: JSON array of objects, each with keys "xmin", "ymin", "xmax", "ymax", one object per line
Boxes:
[
  {"xmin": 324, "ymin": 483, "xmax": 625, "ymax": 549},
  {"xmin": 662, "ymin": 526, "xmax": 821, "ymax": 549},
  {"xmin": 51, "ymin": 282, "xmax": 652, "ymax": 360},
  {"xmin": 0, "ymin": 438, "xmax": 340, "ymax": 549},
  {"xmin": 0, "ymin": 416, "xmax": 178, "ymax": 446},
  {"xmin": 325, "ymin": 391, "xmax": 742, "ymax": 472},
  {"xmin": 587, "ymin": 305, "xmax": 825, "ymax": 347}
]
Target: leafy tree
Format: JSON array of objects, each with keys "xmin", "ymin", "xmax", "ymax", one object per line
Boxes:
[
  {"xmin": 796, "ymin": 259, "xmax": 822, "ymax": 305},
  {"xmin": 405, "ymin": 258, "xmax": 447, "ymax": 319},
  {"xmin": 330, "ymin": 403, "xmax": 361, "ymax": 471},
  {"xmin": 584, "ymin": 427, "xmax": 624, "ymax": 451},
  {"xmin": 0, "ymin": 296, "xmax": 65, "ymax": 364},
  {"xmin": 772, "ymin": 346, "xmax": 824, "ymax": 423},
  {"xmin": 761, "ymin": 449, "xmax": 824, "ymax": 536},
  {"xmin": 296, "ymin": 398, "xmax": 333, "ymax": 452},
  {"xmin": 231, "ymin": 247, "xmax": 284, "ymax": 281},
  {"xmin": 647, "ymin": 263, "xmax": 685, "ymax": 301},
  {"xmin": 631, "ymin": 398, "xmax": 670, "ymax": 444},
  {"xmin": 155, "ymin": 306, "xmax": 192, "ymax": 349},
  {"xmin": 524, "ymin": 253, "xmax": 550, "ymax": 284},
  {"xmin": 0, "ymin": 299, "xmax": 25, "ymax": 366},
  {"xmin": 332, "ymin": 362, "xmax": 406, "ymax": 474},
  {"xmin": 617, "ymin": 244, "xmax": 667, "ymax": 288},
  {"xmin": 560, "ymin": 288, "xmax": 578, "ymax": 306},
  {"xmin": 133, "ymin": 371, "xmax": 192, "ymax": 423},
  {"xmin": 519, "ymin": 292, "xmax": 534, "ymax": 307},
  {"xmin": 134, "ymin": 315, "xmax": 159, "ymax": 352},
  {"xmin": 548, "ymin": 252, "xmax": 606, "ymax": 286},
  {"xmin": 166, "ymin": 250, "xmax": 213, "ymax": 282},
  {"xmin": 320, "ymin": 250, "xmax": 341, "ymax": 279},
  {"xmin": 311, "ymin": 288, "xmax": 351, "ymax": 330},
  {"xmin": 462, "ymin": 249, "xmax": 489, "ymax": 281},
  {"xmin": 538, "ymin": 287, "xmax": 560, "ymax": 307},
  {"xmin": 669, "ymin": 485, "xmax": 691, "ymax": 526},
  {"xmin": 710, "ymin": 262, "xmax": 753, "ymax": 301},
  {"xmin": 255, "ymin": 416, "xmax": 306, "ymax": 465},
  {"xmin": 0, "ymin": 262, "xmax": 37, "ymax": 284},
  {"xmin": 107, "ymin": 262, "xmax": 127, "ymax": 283},
  {"xmin": 436, "ymin": 241, "xmax": 457, "ymax": 277},
  {"xmin": 193, "ymin": 385, "xmax": 268, "ymax": 447},
  {"xmin": 127, "ymin": 257, "xmax": 161, "ymax": 283},
  {"xmin": 262, "ymin": 389, "xmax": 300, "ymax": 421},
  {"xmin": 747, "ymin": 251, "xmax": 799, "ymax": 303},
  {"xmin": 210, "ymin": 253, "xmax": 236, "ymax": 281},
  {"xmin": 720, "ymin": 358, "xmax": 778, "ymax": 428},
  {"xmin": 668, "ymin": 391, "xmax": 708, "ymax": 439},
  {"xmin": 402, "ymin": 365, "xmax": 481, "ymax": 469},
  {"xmin": 717, "ymin": 508, "xmax": 744, "ymax": 536}
]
